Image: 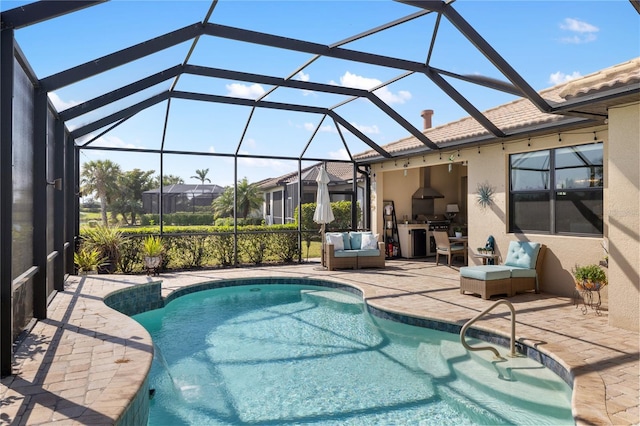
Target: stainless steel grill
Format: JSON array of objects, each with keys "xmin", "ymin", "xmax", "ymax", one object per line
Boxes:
[{"xmin": 424, "ymin": 215, "xmax": 450, "ymax": 232}]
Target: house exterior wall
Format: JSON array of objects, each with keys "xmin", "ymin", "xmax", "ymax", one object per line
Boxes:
[
  {"xmin": 464, "ymin": 131, "xmax": 608, "ymax": 301},
  {"xmin": 607, "ymin": 101, "xmax": 639, "ymax": 331},
  {"xmin": 369, "ymin": 120, "xmax": 640, "ymax": 330}
]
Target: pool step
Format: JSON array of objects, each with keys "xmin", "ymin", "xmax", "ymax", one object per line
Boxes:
[
  {"xmin": 300, "ymin": 289, "xmax": 363, "ymax": 314},
  {"xmin": 432, "ymin": 339, "xmax": 573, "ymax": 424}
]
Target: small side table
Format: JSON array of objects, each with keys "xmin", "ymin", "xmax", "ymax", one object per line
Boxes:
[{"xmin": 471, "ymin": 250, "xmax": 499, "ymax": 265}]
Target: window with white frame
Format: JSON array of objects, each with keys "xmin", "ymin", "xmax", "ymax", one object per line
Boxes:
[{"xmin": 509, "ymin": 143, "xmax": 603, "ymax": 235}]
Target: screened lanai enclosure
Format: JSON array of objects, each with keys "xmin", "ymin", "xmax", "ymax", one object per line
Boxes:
[{"xmin": 2, "ymin": 0, "xmax": 637, "ymax": 376}]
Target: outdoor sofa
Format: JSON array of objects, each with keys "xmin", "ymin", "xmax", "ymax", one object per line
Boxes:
[
  {"xmin": 324, "ymin": 231, "xmax": 385, "ymax": 271},
  {"xmin": 459, "ymin": 241, "xmax": 546, "ymax": 299}
]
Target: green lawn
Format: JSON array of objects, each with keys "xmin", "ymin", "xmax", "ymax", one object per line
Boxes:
[{"xmin": 302, "ymin": 241, "xmax": 322, "ymax": 259}]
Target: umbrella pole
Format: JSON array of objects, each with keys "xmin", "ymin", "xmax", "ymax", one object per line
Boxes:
[{"xmin": 320, "ymin": 224, "xmax": 325, "ymax": 267}]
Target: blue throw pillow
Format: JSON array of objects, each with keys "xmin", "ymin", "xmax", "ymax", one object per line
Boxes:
[
  {"xmin": 349, "ymin": 231, "xmax": 372, "ymax": 250},
  {"xmin": 341, "ymin": 232, "xmax": 351, "ymax": 250}
]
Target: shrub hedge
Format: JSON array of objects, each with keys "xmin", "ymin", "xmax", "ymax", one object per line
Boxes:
[{"xmin": 80, "ymin": 224, "xmax": 301, "ymax": 273}]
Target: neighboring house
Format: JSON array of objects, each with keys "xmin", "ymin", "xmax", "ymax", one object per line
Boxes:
[
  {"xmin": 358, "ymin": 58, "xmax": 639, "ymax": 332},
  {"xmin": 258, "ymin": 162, "xmax": 365, "ymax": 225},
  {"xmin": 142, "ymin": 184, "xmax": 225, "ymax": 214}
]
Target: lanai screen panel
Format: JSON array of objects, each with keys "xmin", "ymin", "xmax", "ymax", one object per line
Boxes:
[{"xmin": 12, "ymin": 57, "xmax": 36, "ymax": 339}]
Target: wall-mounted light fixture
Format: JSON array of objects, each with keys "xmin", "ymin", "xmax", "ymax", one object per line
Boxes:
[
  {"xmin": 445, "ymin": 204, "xmax": 459, "ymax": 221},
  {"xmin": 448, "ymin": 154, "xmax": 455, "ymax": 173},
  {"xmin": 47, "ymin": 178, "xmax": 63, "ymax": 191}
]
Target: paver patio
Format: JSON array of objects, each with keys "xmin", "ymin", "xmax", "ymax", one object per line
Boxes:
[{"xmin": 1, "ymin": 260, "xmax": 638, "ymax": 425}]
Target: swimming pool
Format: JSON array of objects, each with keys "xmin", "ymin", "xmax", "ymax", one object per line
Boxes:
[{"xmin": 134, "ymin": 283, "xmax": 574, "ymax": 425}]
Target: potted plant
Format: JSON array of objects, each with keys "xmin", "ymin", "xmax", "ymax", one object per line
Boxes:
[
  {"xmin": 573, "ymin": 264, "xmax": 608, "ymax": 291},
  {"xmin": 74, "ymin": 247, "xmax": 106, "ymax": 275},
  {"xmin": 82, "ymin": 226, "xmax": 125, "ymax": 274},
  {"xmin": 454, "ymin": 226, "xmax": 463, "ymax": 238},
  {"xmin": 142, "ymin": 235, "xmax": 164, "ymax": 275}
]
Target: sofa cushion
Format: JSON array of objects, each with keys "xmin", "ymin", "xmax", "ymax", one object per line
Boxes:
[
  {"xmin": 460, "ymin": 265, "xmax": 511, "ymax": 281},
  {"xmin": 349, "ymin": 231, "xmax": 373, "ymax": 250},
  {"xmin": 333, "ymin": 249, "xmax": 358, "ymax": 258},
  {"xmin": 361, "ymin": 233, "xmax": 379, "ymax": 250},
  {"xmin": 325, "ymin": 233, "xmax": 345, "ymax": 251},
  {"xmin": 504, "ymin": 241, "xmax": 541, "ymax": 269},
  {"xmin": 352, "ymin": 249, "xmax": 381, "ymax": 257}
]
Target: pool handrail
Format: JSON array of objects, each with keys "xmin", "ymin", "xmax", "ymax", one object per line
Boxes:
[{"xmin": 460, "ymin": 299, "xmax": 516, "ymax": 359}]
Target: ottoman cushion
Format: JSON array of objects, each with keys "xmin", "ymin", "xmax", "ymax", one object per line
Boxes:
[{"xmin": 460, "ymin": 265, "xmax": 511, "ymax": 281}]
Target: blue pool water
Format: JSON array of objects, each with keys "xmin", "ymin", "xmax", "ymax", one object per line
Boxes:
[{"xmin": 134, "ymin": 284, "xmax": 574, "ymax": 425}]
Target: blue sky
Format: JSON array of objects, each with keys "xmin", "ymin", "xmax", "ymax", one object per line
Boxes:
[{"xmin": 4, "ymin": 0, "xmax": 639, "ymax": 188}]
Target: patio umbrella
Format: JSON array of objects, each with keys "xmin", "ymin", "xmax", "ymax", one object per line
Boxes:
[{"xmin": 313, "ymin": 166, "xmax": 335, "ymax": 266}]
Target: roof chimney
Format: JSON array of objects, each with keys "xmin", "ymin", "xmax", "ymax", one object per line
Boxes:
[{"xmin": 421, "ymin": 109, "xmax": 434, "ymax": 130}]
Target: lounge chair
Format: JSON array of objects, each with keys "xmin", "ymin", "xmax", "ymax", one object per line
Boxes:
[
  {"xmin": 459, "ymin": 241, "xmax": 546, "ymax": 299},
  {"xmin": 433, "ymin": 230, "xmax": 467, "ymax": 266}
]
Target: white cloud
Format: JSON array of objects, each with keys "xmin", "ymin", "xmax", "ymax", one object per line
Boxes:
[
  {"xmin": 332, "ymin": 71, "xmax": 412, "ymax": 104},
  {"xmin": 549, "ymin": 71, "xmax": 582, "ymax": 85},
  {"xmin": 48, "ymin": 92, "xmax": 80, "ymax": 110},
  {"xmin": 209, "ymin": 146, "xmax": 216, "ymax": 153},
  {"xmin": 294, "ymin": 71, "xmax": 316, "ymax": 96},
  {"xmin": 237, "ymin": 149, "xmax": 286, "ymax": 170},
  {"xmin": 300, "ymin": 122, "xmax": 337, "ymax": 133},
  {"xmin": 351, "ymin": 122, "xmax": 380, "ymax": 135},
  {"xmin": 295, "ymin": 71, "xmax": 310, "ymax": 82},
  {"xmin": 559, "ymin": 18, "xmax": 599, "ymax": 44},
  {"xmin": 329, "ymin": 148, "xmax": 350, "ymax": 160},
  {"xmin": 319, "ymin": 124, "xmax": 337, "ymax": 133},
  {"xmin": 560, "ymin": 18, "xmax": 599, "ymax": 33},
  {"xmin": 242, "ymin": 138, "xmax": 257, "ymax": 148},
  {"xmin": 226, "ymin": 83, "xmax": 266, "ymax": 99}
]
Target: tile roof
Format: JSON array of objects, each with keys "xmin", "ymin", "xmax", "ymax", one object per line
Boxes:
[
  {"xmin": 356, "ymin": 57, "xmax": 640, "ymax": 160},
  {"xmin": 257, "ymin": 161, "xmax": 357, "ymax": 189},
  {"xmin": 560, "ymin": 58, "xmax": 640, "ymax": 99}
]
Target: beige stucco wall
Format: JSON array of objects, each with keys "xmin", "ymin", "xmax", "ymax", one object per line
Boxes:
[
  {"xmin": 463, "ymin": 132, "xmax": 609, "ymax": 301},
  {"xmin": 369, "ymin": 123, "xmax": 618, "ymax": 308},
  {"xmin": 607, "ymin": 101, "xmax": 640, "ymax": 331}
]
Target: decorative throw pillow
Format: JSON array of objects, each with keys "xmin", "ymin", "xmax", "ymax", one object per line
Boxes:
[
  {"xmin": 361, "ymin": 233, "xmax": 379, "ymax": 250},
  {"xmin": 326, "ymin": 233, "xmax": 344, "ymax": 251}
]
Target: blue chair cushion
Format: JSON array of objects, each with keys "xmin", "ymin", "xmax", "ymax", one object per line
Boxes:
[
  {"xmin": 508, "ymin": 267, "xmax": 537, "ymax": 278},
  {"xmin": 460, "ymin": 265, "xmax": 511, "ymax": 281},
  {"xmin": 504, "ymin": 241, "xmax": 541, "ymax": 269}
]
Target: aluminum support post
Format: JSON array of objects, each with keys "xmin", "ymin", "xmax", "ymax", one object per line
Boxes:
[
  {"xmin": 53, "ymin": 118, "xmax": 65, "ymax": 290},
  {"xmin": 33, "ymin": 89, "xmax": 48, "ymax": 319},
  {"xmin": 0, "ymin": 27, "xmax": 15, "ymax": 378}
]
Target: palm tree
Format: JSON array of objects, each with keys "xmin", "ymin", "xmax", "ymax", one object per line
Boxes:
[
  {"xmin": 155, "ymin": 174, "xmax": 184, "ymax": 186},
  {"xmin": 191, "ymin": 168, "xmax": 211, "ymax": 184},
  {"xmin": 236, "ymin": 177, "xmax": 262, "ymax": 219},
  {"xmin": 212, "ymin": 186, "xmax": 234, "ymax": 219},
  {"xmin": 111, "ymin": 169, "xmax": 155, "ymax": 225},
  {"xmin": 81, "ymin": 160, "xmax": 122, "ymax": 226},
  {"xmin": 212, "ymin": 177, "xmax": 262, "ymax": 220}
]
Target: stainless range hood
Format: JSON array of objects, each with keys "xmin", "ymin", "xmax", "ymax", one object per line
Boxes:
[
  {"xmin": 411, "ymin": 167, "xmax": 444, "ymax": 199},
  {"xmin": 412, "ymin": 187, "xmax": 444, "ymax": 199}
]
